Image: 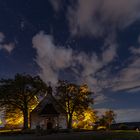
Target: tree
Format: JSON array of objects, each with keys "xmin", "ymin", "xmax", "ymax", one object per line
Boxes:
[
  {"xmin": 56, "ymin": 80, "xmax": 93, "ymax": 129},
  {"xmin": 0, "ymin": 74, "xmax": 47, "ymax": 130},
  {"xmin": 104, "ymin": 110, "xmax": 116, "ymax": 129},
  {"xmin": 97, "ymin": 115, "xmax": 107, "ymax": 129},
  {"xmin": 4, "ymin": 96, "xmax": 38, "ymax": 129},
  {"xmin": 5, "ymin": 107, "xmax": 23, "ymax": 129},
  {"xmin": 73, "ymin": 107, "xmax": 98, "ymax": 129},
  {"xmin": 98, "ymin": 109, "xmax": 116, "ymax": 130}
]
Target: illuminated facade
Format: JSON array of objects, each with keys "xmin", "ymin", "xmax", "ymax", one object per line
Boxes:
[{"xmin": 30, "ymin": 87, "xmax": 66, "ymax": 130}]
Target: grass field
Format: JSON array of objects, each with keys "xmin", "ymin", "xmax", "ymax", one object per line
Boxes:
[{"xmin": 0, "ymin": 130, "xmax": 140, "ymax": 140}]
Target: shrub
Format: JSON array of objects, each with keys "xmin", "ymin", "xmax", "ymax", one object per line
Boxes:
[{"xmin": 119, "ymin": 124, "xmax": 129, "ymax": 130}]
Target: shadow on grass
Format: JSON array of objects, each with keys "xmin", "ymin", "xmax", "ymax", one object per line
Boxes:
[{"xmin": 0, "ymin": 130, "xmax": 140, "ymax": 140}]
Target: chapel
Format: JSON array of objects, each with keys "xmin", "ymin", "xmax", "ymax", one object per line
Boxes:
[{"xmin": 30, "ymin": 86, "xmax": 66, "ymax": 130}]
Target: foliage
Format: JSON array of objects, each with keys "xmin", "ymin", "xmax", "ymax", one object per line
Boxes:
[
  {"xmin": 4, "ymin": 107, "xmax": 23, "ymax": 129},
  {"xmin": 119, "ymin": 124, "xmax": 129, "ymax": 130},
  {"xmin": 0, "ymin": 74, "xmax": 47, "ymax": 129},
  {"xmin": 98, "ymin": 109, "xmax": 116, "ymax": 130},
  {"xmin": 56, "ymin": 80, "xmax": 93, "ymax": 129},
  {"xmin": 5, "ymin": 96, "xmax": 38, "ymax": 129},
  {"xmin": 73, "ymin": 108, "xmax": 98, "ymax": 129}
]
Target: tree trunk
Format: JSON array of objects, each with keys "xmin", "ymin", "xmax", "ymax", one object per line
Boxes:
[
  {"xmin": 67, "ymin": 115, "xmax": 73, "ymax": 129},
  {"xmin": 23, "ymin": 106, "xmax": 29, "ymax": 130},
  {"xmin": 108, "ymin": 122, "xmax": 111, "ymax": 130}
]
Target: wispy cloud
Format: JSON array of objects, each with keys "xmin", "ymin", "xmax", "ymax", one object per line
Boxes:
[
  {"xmin": 49, "ymin": 0, "xmax": 62, "ymax": 12},
  {"xmin": 32, "ymin": 31, "xmax": 117, "ymax": 93},
  {"xmin": 32, "ymin": 31, "xmax": 140, "ymax": 105},
  {"xmin": 0, "ymin": 32, "xmax": 15, "ymax": 53},
  {"xmin": 1, "ymin": 43, "xmax": 15, "ymax": 53},
  {"xmin": 94, "ymin": 94, "xmax": 108, "ymax": 105},
  {"xmin": 0, "ymin": 32, "xmax": 5, "ymax": 43},
  {"xmin": 68, "ymin": 0, "xmax": 140, "ymax": 36},
  {"xmin": 33, "ymin": 0, "xmax": 140, "ymax": 104},
  {"xmin": 112, "ymin": 37, "xmax": 140, "ymax": 93}
]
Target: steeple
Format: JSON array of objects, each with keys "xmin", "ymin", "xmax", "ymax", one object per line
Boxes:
[{"xmin": 47, "ymin": 85, "xmax": 52, "ymax": 95}]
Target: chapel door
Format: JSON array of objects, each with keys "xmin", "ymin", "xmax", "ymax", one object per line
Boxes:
[{"xmin": 47, "ymin": 122, "xmax": 53, "ymax": 129}]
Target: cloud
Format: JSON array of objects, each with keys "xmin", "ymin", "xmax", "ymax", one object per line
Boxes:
[
  {"xmin": 49, "ymin": 0, "xmax": 62, "ymax": 12},
  {"xmin": 32, "ymin": 31, "xmax": 117, "ymax": 95},
  {"xmin": 97, "ymin": 108, "xmax": 140, "ymax": 122},
  {"xmin": 0, "ymin": 32, "xmax": 15, "ymax": 53},
  {"xmin": 68, "ymin": 0, "xmax": 140, "ymax": 36},
  {"xmin": 127, "ymin": 87, "xmax": 140, "ymax": 93},
  {"xmin": 115, "ymin": 109, "xmax": 140, "ymax": 122},
  {"xmin": 1, "ymin": 43, "xmax": 15, "ymax": 53},
  {"xmin": 47, "ymin": 0, "xmax": 140, "ymax": 94},
  {"xmin": 112, "ymin": 37, "xmax": 140, "ymax": 92},
  {"xmin": 0, "ymin": 32, "xmax": 5, "ymax": 43},
  {"xmin": 112, "ymin": 60, "xmax": 140, "ymax": 92},
  {"xmin": 102, "ymin": 45, "xmax": 117, "ymax": 64},
  {"xmin": 113, "ymin": 65, "xmax": 140, "ymax": 92},
  {"xmin": 130, "ymin": 47, "xmax": 140, "ymax": 55},
  {"xmin": 32, "ymin": 31, "xmax": 73, "ymax": 84},
  {"xmin": 94, "ymin": 94, "xmax": 108, "ymax": 105}
]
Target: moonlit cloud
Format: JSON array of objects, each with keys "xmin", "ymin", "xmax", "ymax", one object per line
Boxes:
[
  {"xmin": 130, "ymin": 47, "xmax": 140, "ymax": 55},
  {"xmin": 68, "ymin": 0, "xmax": 140, "ymax": 36},
  {"xmin": 32, "ymin": 31, "xmax": 117, "ymax": 95},
  {"xmin": 47, "ymin": 0, "xmax": 140, "ymax": 94},
  {"xmin": 102, "ymin": 45, "xmax": 117, "ymax": 64},
  {"xmin": 49, "ymin": 0, "xmax": 62, "ymax": 12},
  {"xmin": 0, "ymin": 32, "xmax": 5, "ymax": 43},
  {"xmin": 33, "ymin": 0, "xmax": 140, "ymax": 106},
  {"xmin": 116, "ymin": 109, "xmax": 140, "ymax": 122},
  {"xmin": 32, "ymin": 31, "xmax": 73, "ymax": 84},
  {"xmin": 0, "ymin": 32, "xmax": 15, "ymax": 53},
  {"xmin": 112, "ymin": 60, "xmax": 140, "ymax": 92},
  {"xmin": 127, "ymin": 87, "xmax": 140, "ymax": 93},
  {"xmin": 112, "ymin": 37, "xmax": 140, "ymax": 92},
  {"xmin": 94, "ymin": 94, "xmax": 108, "ymax": 105},
  {"xmin": 2, "ymin": 43, "xmax": 15, "ymax": 53}
]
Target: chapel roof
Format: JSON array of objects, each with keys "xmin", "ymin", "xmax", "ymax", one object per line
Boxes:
[
  {"xmin": 31, "ymin": 86, "xmax": 65, "ymax": 116},
  {"xmin": 39, "ymin": 103, "xmax": 60, "ymax": 116}
]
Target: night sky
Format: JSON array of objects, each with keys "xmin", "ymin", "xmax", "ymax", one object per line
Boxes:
[{"xmin": 0, "ymin": 0, "xmax": 140, "ymax": 122}]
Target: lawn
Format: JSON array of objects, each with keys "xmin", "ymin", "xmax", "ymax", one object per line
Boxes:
[{"xmin": 0, "ymin": 130, "xmax": 140, "ymax": 140}]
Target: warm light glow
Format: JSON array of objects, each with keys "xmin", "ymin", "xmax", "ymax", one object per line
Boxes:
[
  {"xmin": 80, "ymin": 85, "xmax": 89, "ymax": 93},
  {"xmin": 97, "ymin": 126, "xmax": 106, "ymax": 130},
  {"xmin": 5, "ymin": 109, "xmax": 23, "ymax": 128},
  {"xmin": 0, "ymin": 129, "xmax": 21, "ymax": 133},
  {"xmin": 5, "ymin": 96, "xmax": 39, "ymax": 128},
  {"xmin": 73, "ymin": 108, "xmax": 97, "ymax": 130},
  {"xmin": 0, "ymin": 119, "xmax": 3, "ymax": 126}
]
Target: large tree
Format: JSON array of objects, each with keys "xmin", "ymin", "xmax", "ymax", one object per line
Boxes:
[
  {"xmin": 4, "ymin": 96, "xmax": 38, "ymax": 129},
  {"xmin": 0, "ymin": 74, "xmax": 47, "ymax": 130},
  {"xmin": 73, "ymin": 107, "xmax": 98, "ymax": 129},
  {"xmin": 56, "ymin": 81, "xmax": 93, "ymax": 129}
]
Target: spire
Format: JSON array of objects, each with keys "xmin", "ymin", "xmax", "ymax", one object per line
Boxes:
[{"xmin": 47, "ymin": 82, "xmax": 52, "ymax": 95}]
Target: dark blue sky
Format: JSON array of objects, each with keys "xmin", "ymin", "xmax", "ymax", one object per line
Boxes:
[{"xmin": 0, "ymin": 0, "xmax": 140, "ymax": 122}]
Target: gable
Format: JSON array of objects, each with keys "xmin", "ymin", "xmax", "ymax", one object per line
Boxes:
[
  {"xmin": 39, "ymin": 103, "xmax": 60, "ymax": 116},
  {"xmin": 31, "ymin": 93, "xmax": 65, "ymax": 116}
]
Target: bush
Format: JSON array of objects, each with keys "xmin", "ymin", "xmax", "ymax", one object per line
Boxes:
[{"xmin": 119, "ymin": 124, "xmax": 129, "ymax": 130}]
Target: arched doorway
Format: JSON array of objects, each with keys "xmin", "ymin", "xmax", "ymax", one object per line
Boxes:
[{"xmin": 47, "ymin": 122, "xmax": 53, "ymax": 129}]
